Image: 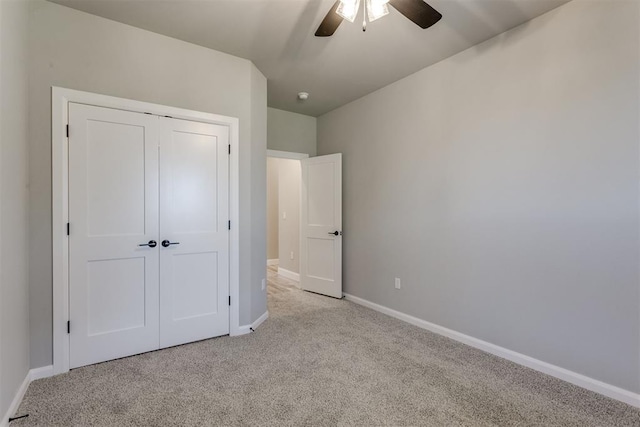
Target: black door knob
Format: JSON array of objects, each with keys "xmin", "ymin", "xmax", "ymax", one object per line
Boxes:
[
  {"xmin": 138, "ymin": 240, "xmax": 157, "ymax": 248},
  {"xmin": 328, "ymin": 231, "xmax": 342, "ymax": 236},
  {"xmin": 162, "ymin": 240, "xmax": 180, "ymax": 247}
]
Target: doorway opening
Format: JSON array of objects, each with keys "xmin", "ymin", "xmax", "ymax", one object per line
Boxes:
[
  {"xmin": 266, "ymin": 149, "xmax": 343, "ymax": 299},
  {"xmin": 266, "ymin": 150, "xmax": 308, "ymax": 289}
]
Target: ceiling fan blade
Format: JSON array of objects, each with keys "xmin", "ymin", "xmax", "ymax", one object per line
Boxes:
[
  {"xmin": 388, "ymin": 0, "xmax": 442, "ymax": 29},
  {"xmin": 315, "ymin": 1, "xmax": 344, "ymax": 37}
]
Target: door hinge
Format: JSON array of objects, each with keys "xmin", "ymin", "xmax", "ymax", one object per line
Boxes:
[
  {"xmin": 228, "ymin": 144, "xmax": 231, "ymax": 155},
  {"xmin": 228, "ymin": 220, "xmax": 231, "ymax": 230},
  {"xmin": 67, "ymin": 321, "xmax": 70, "ymax": 334},
  {"xmin": 66, "ymin": 223, "xmax": 70, "ymax": 236},
  {"xmin": 66, "ymin": 125, "xmax": 69, "ymax": 138},
  {"xmin": 228, "ymin": 296, "xmax": 231, "ymax": 306}
]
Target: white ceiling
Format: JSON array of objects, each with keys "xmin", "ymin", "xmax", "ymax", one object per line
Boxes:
[{"xmin": 48, "ymin": 0, "xmax": 571, "ymax": 116}]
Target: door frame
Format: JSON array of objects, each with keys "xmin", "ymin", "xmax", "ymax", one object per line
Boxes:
[
  {"xmin": 52, "ymin": 87, "xmax": 241, "ymax": 375},
  {"xmin": 266, "ymin": 149, "xmax": 309, "ymax": 161}
]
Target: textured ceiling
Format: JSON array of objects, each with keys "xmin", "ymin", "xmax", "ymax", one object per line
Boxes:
[{"xmin": 48, "ymin": 0, "xmax": 571, "ymax": 116}]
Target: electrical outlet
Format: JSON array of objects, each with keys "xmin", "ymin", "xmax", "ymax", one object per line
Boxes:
[
  {"xmin": 290, "ymin": 251, "xmax": 294, "ymax": 260},
  {"xmin": 261, "ymin": 278, "xmax": 266, "ymax": 290},
  {"xmin": 395, "ymin": 278, "xmax": 401, "ymax": 289}
]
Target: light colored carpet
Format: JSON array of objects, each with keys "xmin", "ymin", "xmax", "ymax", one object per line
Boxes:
[{"xmin": 14, "ymin": 272, "xmax": 640, "ymax": 426}]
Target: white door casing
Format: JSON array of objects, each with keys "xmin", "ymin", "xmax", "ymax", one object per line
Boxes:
[
  {"xmin": 68, "ymin": 103, "xmax": 160, "ymax": 368},
  {"xmin": 53, "ymin": 87, "xmax": 240, "ymax": 375},
  {"xmin": 300, "ymin": 153, "xmax": 343, "ymax": 299},
  {"xmin": 159, "ymin": 117, "xmax": 230, "ymax": 348}
]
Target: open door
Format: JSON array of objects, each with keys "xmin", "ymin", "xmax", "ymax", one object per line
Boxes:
[{"xmin": 300, "ymin": 153, "xmax": 342, "ymax": 298}]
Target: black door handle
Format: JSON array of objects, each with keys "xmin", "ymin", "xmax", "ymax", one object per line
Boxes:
[
  {"xmin": 162, "ymin": 240, "xmax": 180, "ymax": 247},
  {"xmin": 138, "ymin": 240, "xmax": 157, "ymax": 248},
  {"xmin": 328, "ymin": 231, "xmax": 342, "ymax": 236}
]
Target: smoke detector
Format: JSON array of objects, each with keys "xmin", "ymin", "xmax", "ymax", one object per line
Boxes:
[{"xmin": 297, "ymin": 92, "xmax": 309, "ymax": 101}]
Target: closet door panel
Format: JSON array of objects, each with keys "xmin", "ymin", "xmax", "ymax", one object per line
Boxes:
[
  {"xmin": 159, "ymin": 117, "xmax": 230, "ymax": 348},
  {"xmin": 68, "ymin": 103, "xmax": 160, "ymax": 369}
]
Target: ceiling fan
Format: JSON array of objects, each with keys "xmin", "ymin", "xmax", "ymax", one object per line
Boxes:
[{"xmin": 315, "ymin": 0, "xmax": 442, "ymax": 36}]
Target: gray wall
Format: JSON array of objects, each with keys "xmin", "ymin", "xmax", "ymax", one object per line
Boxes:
[
  {"xmin": 267, "ymin": 158, "xmax": 279, "ymax": 261},
  {"xmin": 0, "ymin": 0, "xmax": 31, "ymax": 419},
  {"xmin": 277, "ymin": 159, "xmax": 301, "ymax": 274},
  {"xmin": 318, "ymin": 0, "xmax": 639, "ymax": 393},
  {"xmin": 28, "ymin": 0, "xmax": 267, "ymax": 369},
  {"xmin": 267, "ymin": 107, "xmax": 316, "ymax": 156},
  {"xmin": 249, "ymin": 64, "xmax": 268, "ymax": 322}
]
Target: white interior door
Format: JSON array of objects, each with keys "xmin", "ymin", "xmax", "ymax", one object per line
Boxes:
[
  {"xmin": 69, "ymin": 103, "xmax": 160, "ymax": 368},
  {"xmin": 159, "ymin": 117, "xmax": 230, "ymax": 348},
  {"xmin": 300, "ymin": 153, "xmax": 342, "ymax": 298}
]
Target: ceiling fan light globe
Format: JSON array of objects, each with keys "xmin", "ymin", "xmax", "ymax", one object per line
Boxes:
[
  {"xmin": 366, "ymin": 0, "xmax": 389, "ymax": 22},
  {"xmin": 336, "ymin": 0, "xmax": 360, "ymax": 23}
]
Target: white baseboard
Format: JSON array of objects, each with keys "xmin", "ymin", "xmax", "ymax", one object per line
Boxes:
[
  {"xmin": 0, "ymin": 372, "xmax": 30, "ymax": 427},
  {"xmin": 30, "ymin": 365, "xmax": 54, "ymax": 381},
  {"xmin": 252, "ymin": 311, "xmax": 269, "ymax": 330},
  {"xmin": 267, "ymin": 259, "xmax": 279, "ymax": 266},
  {"xmin": 236, "ymin": 325, "xmax": 251, "ymax": 335},
  {"xmin": 277, "ymin": 267, "xmax": 299, "ymax": 282},
  {"xmin": 0, "ymin": 364, "xmax": 56, "ymax": 427},
  {"xmin": 237, "ymin": 311, "xmax": 270, "ymax": 335},
  {"xmin": 343, "ymin": 293, "xmax": 640, "ymax": 408}
]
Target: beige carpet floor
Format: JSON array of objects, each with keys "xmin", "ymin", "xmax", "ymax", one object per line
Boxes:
[{"xmin": 13, "ymin": 271, "xmax": 640, "ymax": 426}]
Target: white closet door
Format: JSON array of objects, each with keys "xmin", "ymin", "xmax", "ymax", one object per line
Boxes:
[
  {"xmin": 159, "ymin": 117, "xmax": 230, "ymax": 348},
  {"xmin": 69, "ymin": 103, "xmax": 160, "ymax": 369}
]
